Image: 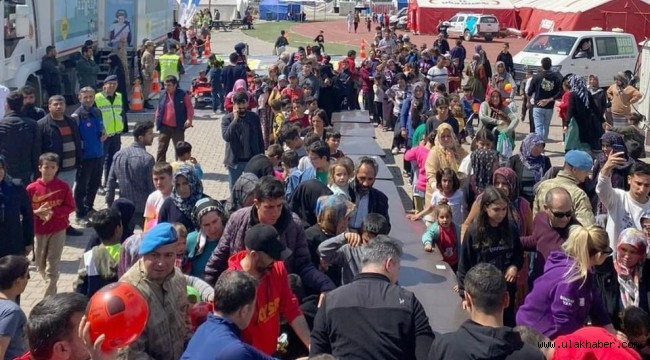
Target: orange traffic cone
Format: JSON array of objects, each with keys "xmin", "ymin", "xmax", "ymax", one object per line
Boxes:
[
  {"xmin": 360, "ymin": 39, "xmax": 366, "ymax": 59},
  {"xmin": 191, "ymin": 46, "xmax": 198, "ymax": 65},
  {"xmin": 130, "ymin": 79, "xmax": 143, "ymax": 112},
  {"xmin": 151, "ymin": 71, "xmax": 160, "ymax": 93},
  {"xmin": 204, "ymin": 36, "xmax": 211, "ymax": 56}
]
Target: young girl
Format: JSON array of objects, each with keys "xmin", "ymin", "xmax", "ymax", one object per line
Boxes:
[
  {"xmin": 421, "ymin": 199, "xmax": 461, "ymax": 272},
  {"xmin": 458, "ymin": 186, "xmax": 523, "ymax": 327},
  {"xmin": 405, "ymin": 132, "xmax": 435, "ymax": 212},
  {"xmin": 429, "ymin": 82, "xmax": 447, "ymax": 109},
  {"xmin": 451, "ymin": 103, "xmax": 467, "ymax": 144},
  {"xmin": 373, "ymin": 75, "xmax": 384, "ymax": 127},
  {"xmin": 328, "ymin": 158, "xmax": 354, "ymax": 200},
  {"xmin": 408, "ymin": 168, "xmax": 464, "ymax": 227}
]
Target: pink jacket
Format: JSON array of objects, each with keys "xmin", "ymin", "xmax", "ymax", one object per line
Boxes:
[{"xmin": 405, "ymin": 145, "xmax": 430, "ymax": 192}]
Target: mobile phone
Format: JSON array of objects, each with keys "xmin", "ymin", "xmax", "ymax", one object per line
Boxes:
[{"xmin": 612, "ymin": 144, "xmax": 626, "ymax": 153}]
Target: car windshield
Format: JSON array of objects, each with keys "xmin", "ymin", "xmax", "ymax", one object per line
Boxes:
[
  {"xmin": 523, "ymin": 35, "xmax": 578, "ymax": 55},
  {"xmin": 480, "ymin": 17, "xmax": 496, "ymax": 23}
]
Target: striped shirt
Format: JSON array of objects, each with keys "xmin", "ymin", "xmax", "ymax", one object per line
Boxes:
[
  {"xmin": 105, "ymin": 143, "xmax": 155, "ymax": 213},
  {"xmin": 56, "ymin": 121, "xmax": 77, "ymax": 171}
]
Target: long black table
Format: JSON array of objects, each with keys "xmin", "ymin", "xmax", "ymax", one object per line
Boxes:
[
  {"xmin": 331, "ymin": 110, "xmax": 371, "ymax": 123},
  {"xmin": 334, "ymin": 122, "xmax": 376, "ymax": 138},
  {"xmin": 339, "ymin": 137, "xmax": 385, "ymax": 157},
  {"xmin": 345, "ymin": 155, "xmax": 393, "ymax": 180}
]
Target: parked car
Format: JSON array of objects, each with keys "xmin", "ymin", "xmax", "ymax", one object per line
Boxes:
[
  {"xmin": 446, "ymin": 13, "xmax": 499, "ymax": 42},
  {"xmin": 389, "ymin": 7, "xmax": 407, "ymax": 24}
]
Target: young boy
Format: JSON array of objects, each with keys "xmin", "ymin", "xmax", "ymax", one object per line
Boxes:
[
  {"xmin": 290, "ymin": 99, "xmax": 309, "ymax": 128},
  {"xmin": 74, "ymin": 208, "xmax": 122, "ymax": 298},
  {"xmin": 281, "ymin": 74, "xmax": 303, "ymax": 102},
  {"xmin": 318, "ymin": 213, "xmax": 391, "ymax": 284},
  {"xmin": 27, "ymin": 152, "xmax": 76, "ymax": 297},
  {"xmin": 144, "ymin": 162, "xmax": 174, "ymax": 232},
  {"xmin": 172, "ymin": 141, "xmax": 204, "ymax": 179},
  {"xmin": 325, "ymin": 130, "xmax": 345, "ymax": 160},
  {"xmin": 305, "ymin": 96, "xmax": 319, "ymax": 116},
  {"xmin": 278, "ymin": 125, "xmax": 307, "ymax": 158},
  {"xmin": 300, "ymin": 140, "xmax": 330, "ymax": 184},
  {"xmin": 461, "ymin": 85, "xmax": 480, "ymax": 138},
  {"xmin": 282, "ymin": 150, "xmax": 302, "ymax": 202},
  {"xmin": 271, "ymin": 99, "xmax": 285, "ymax": 144}
]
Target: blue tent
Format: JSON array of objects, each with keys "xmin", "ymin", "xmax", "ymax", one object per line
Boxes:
[
  {"xmin": 395, "ymin": 0, "xmax": 407, "ymax": 9},
  {"xmin": 259, "ymin": 0, "xmax": 301, "ymax": 21}
]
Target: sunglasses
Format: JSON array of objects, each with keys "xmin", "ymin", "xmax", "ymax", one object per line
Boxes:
[
  {"xmin": 550, "ymin": 210, "xmax": 574, "ymax": 218},
  {"xmin": 601, "ymin": 247, "xmax": 614, "ymax": 255}
]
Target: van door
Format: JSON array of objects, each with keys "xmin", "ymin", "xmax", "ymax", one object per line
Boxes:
[
  {"xmin": 564, "ymin": 36, "xmax": 593, "ymax": 77},
  {"xmin": 452, "ymin": 15, "xmax": 464, "ymax": 36}
]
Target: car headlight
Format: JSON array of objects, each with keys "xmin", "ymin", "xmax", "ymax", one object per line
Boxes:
[{"xmin": 551, "ymin": 65, "xmax": 562, "ymax": 72}]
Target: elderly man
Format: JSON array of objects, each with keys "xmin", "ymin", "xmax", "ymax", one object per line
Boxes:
[
  {"xmin": 119, "ymin": 222, "xmax": 188, "ymax": 360},
  {"xmin": 310, "ymin": 236, "xmax": 434, "ymax": 359},
  {"xmin": 533, "ymin": 150, "xmax": 596, "ymax": 227},
  {"xmin": 154, "ymin": 75, "xmax": 194, "ymax": 162},
  {"xmin": 521, "ymin": 187, "xmax": 579, "ymax": 287},
  {"xmin": 347, "ymin": 156, "xmax": 390, "ymax": 232}
]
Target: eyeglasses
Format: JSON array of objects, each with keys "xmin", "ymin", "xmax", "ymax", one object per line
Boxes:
[{"xmin": 550, "ymin": 210, "xmax": 574, "ymax": 218}]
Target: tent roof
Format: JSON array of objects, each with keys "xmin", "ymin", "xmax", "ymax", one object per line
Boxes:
[
  {"xmin": 514, "ymin": 0, "xmax": 650, "ymax": 12},
  {"xmin": 414, "ymin": 0, "xmax": 517, "ymax": 10}
]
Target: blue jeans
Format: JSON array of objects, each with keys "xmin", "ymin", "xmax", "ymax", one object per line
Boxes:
[
  {"xmin": 533, "ymin": 107, "xmax": 554, "ymax": 142},
  {"xmin": 227, "ymin": 162, "xmax": 248, "ymax": 190},
  {"xmin": 211, "ymin": 88, "xmax": 223, "ymax": 112},
  {"xmin": 103, "ymin": 135, "xmax": 122, "ymax": 186},
  {"xmin": 58, "ymin": 169, "xmax": 77, "ymax": 192}
]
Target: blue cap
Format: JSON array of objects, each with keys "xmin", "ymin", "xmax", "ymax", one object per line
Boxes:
[
  {"xmin": 565, "ymin": 150, "xmax": 592, "ymax": 171},
  {"xmin": 139, "ymin": 223, "xmax": 178, "ymax": 255}
]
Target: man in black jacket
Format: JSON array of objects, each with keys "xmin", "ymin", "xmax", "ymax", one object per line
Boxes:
[
  {"xmin": 221, "ymin": 52, "xmax": 247, "ymax": 95},
  {"xmin": 428, "ymin": 263, "xmax": 545, "ymax": 360},
  {"xmin": 41, "ymin": 45, "xmax": 63, "ymax": 96},
  {"xmin": 348, "ymin": 156, "xmax": 390, "ymax": 232},
  {"xmin": 0, "ymin": 91, "xmax": 40, "ymax": 184},
  {"xmin": 527, "ymin": 57, "xmax": 563, "ymax": 142},
  {"xmin": 310, "ymin": 235, "xmax": 434, "ymax": 359}
]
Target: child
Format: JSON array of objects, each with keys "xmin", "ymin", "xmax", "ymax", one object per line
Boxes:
[
  {"xmin": 281, "ymin": 74, "xmax": 303, "ymax": 101},
  {"xmin": 372, "ymin": 76, "xmax": 384, "ymax": 127},
  {"xmin": 325, "ymin": 130, "xmax": 345, "ymax": 160},
  {"xmin": 305, "ymin": 96, "xmax": 319, "ymax": 116},
  {"xmin": 191, "ymin": 70, "xmax": 209, "ymax": 90},
  {"xmin": 621, "ymin": 306, "xmax": 650, "ymax": 358},
  {"xmin": 172, "ymin": 141, "xmax": 204, "ymax": 179},
  {"xmin": 421, "ymin": 200, "xmax": 460, "ymax": 272},
  {"xmin": 27, "ymin": 152, "xmax": 76, "ymax": 297},
  {"xmin": 328, "ymin": 158, "xmax": 353, "ymax": 200},
  {"xmin": 74, "ymin": 208, "xmax": 123, "ymax": 298},
  {"xmin": 457, "ymin": 186, "xmax": 523, "ymax": 327},
  {"xmin": 282, "ymin": 150, "xmax": 302, "ymax": 202},
  {"xmin": 290, "ymin": 99, "xmax": 310, "ymax": 128},
  {"xmin": 461, "ymin": 85, "xmax": 480, "ymax": 139},
  {"xmin": 314, "ymin": 30, "xmax": 325, "ymax": 53},
  {"xmin": 173, "ymin": 222, "xmax": 191, "ymax": 274},
  {"xmin": 300, "ymin": 140, "xmax": 330, "ymax": 184},
  {"xmin": 409, "ymin": 168, "xmax": 464, "ymax": 227},
  {"xmin": 520, "ymin": 69, "xmax": 533, "ymax": 125},
  {"xmin": 318, "ymin": 213, "xmax": 391, "ymax": 285},
  {"xmin": 429, "ymin": 82, "xmax": 446, "ymax": 109},
  {"xmin": 278, "ymin": 125, "xmax": 306, "ymax": 158},
  {"xmin": 270, "ymin": 99, "xmax": 285, "ymax": 144},
  {"xmin": 558, "ymin": 79, "xmax": 572, "ymax": 135},
  {"xmin": 143, "ymin": 162, "xmax": 174, "ymax": 232},
  {"xmin": 451, "ymin": 103, "xmax": 467, "ymax": 144},
  {"xmin": 302, "ymin": 84, "xmax": 314, "ymax": 99},
  {"xmin": 405, "ymin": 132, "xmax": 435, "ymax": 212}
]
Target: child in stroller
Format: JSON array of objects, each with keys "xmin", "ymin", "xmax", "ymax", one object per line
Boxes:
[{"xmin": 190, "ymin": 71, "xmax": 212, "ymax": 109}]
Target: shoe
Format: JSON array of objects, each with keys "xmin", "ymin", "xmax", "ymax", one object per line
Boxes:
[
  {"xmin": 76, "ymin": 217, "xmax": 91, "ymax": 228},
  {"xmin": 391, "ymin": 147, "xmax": 399, "ymax": 155},
  {"xmin": 97, "ymin": 186, "xmax": 106, "ymax": 196},
  {"xmin": 211, "ymin": 112, "xmax": 219, "ymax": 119},
  {"xmin": 66, "ymin": 226, "xmax": 83, "ymax": 236}
]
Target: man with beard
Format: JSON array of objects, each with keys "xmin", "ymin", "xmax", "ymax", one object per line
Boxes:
[
  {"xmin": 0, "ymin": 91, "xmax": 40, "ymax": 184},
  {"xmin": 221, "ymin": 92, "xmax": 264, "ymax": 190},
  {"xmin": 154, "ymin": 75, "xmax": 194, "ymax": 163},
  {"xmin": 520, "ymin": 187, "xmax": 578, "ymax": 287},
  {"xmin": 19, "ymin": 86, "xmax": 46, "ymax": 121},
  {"xmin": 225, "ymin": 224, "xmax": 311, "ymax": 356},
  {"xmin": 347, "ymin": 157, "xmax": 390, "ymax": 232}
]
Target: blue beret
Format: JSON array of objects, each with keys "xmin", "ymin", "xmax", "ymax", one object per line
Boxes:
[
  {"xmin": 139, "ymin": 223, "xmax": 178, "ymax": 255},
  {"xmin": 104, "ymin": 75, "xmax": 118, "ymax": 83},
  {"xmin": 564, "ymin": 150, "xmax": 592, "ymax": 171}
]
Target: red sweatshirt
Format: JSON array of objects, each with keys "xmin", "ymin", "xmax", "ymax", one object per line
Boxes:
[
  {"xmin": 26, "ymin": 177, "xmax": 75, "ymax": 235},
  {"xmin": 227, "ymin": 250, "xmax": 302, "ymax": 355},
  {"xmin": 552, "ymin": 326, "xmax": 641, "ymax": 360}
]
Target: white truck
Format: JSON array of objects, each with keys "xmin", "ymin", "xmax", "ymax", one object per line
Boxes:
[{"xmin": 0, "ymin": 0, "xmax": 174, "ymax": 105}]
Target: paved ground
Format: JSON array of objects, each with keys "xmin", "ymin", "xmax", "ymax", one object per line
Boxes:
[{"xmin": 19, "ymin": 22, "xmax": 569, "ymax": 315}]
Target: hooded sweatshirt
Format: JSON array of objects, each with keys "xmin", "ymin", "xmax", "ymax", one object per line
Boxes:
[
  {"xmin": 551, "ymin": 326, "xmax": 641, "ymax": 360},
  {"xmin": 429, "ymin": 319, "xmax": 546, "ymax": 360},
  {"xmin": 26, "ymin": 177, "xmax": 75, "ymax": 235},
  {"xmin": 516, "ymin": 251, "xmax": 611, "ymax": 339},
  {"xmin": 527, "ymin": 70, "xmax": 563, "ymax": 109},
  {"xmin": 227, "ymin": 251, "xmax": 302, "ymax": 355}
]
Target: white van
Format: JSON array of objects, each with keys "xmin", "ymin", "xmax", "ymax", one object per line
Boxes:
[{"xmin": 512, "ymin": 31, "xmax": 638, "ymax": 87}]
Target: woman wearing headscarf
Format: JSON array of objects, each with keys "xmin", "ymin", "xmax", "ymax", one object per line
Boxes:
[
  {"xmin": 508, "ymin": 133, "xmax": 552, "ymax": 204},
  {"xmin": 158, "ymin": 165, "xmax": 206, "ymax": 233},
  {"xmin": 592, "ymin": 132, "xmax": 636, "ymax": 220},
  {"xmin": 223, "ymin": 78, "xmax": 258, "ymax": 113},
  {"xmin": 491, "ymin": 61, "xmax": 516, "ymax": 102},
  {"xmin": 0, "ymin": 156, "xmax": 33, "ymax": 258},
  {"xmin": 400, "ymin": 81, "xmax": 429, "ymax": 148},
  {"xmin": 565, "ymin": 74, "xmax": 605, "ymax": 152},
  {"xmin": 465, "ymin": 53, "xmax": 487, "ymax": 102},
  {"xmin": 479, "ymin": 89, "xmax": 519, "ymax": 163},
  {"xmin": 424, "ymin": 123, "xmax": 468, "ymax": 205},
  {"xmin": 227, "ymin": 172, "xmax": 258, "ymax": 217},
  {"xmin": 186, "ymin": 198, "xmax": 227, "ymax": 278},
  {"xmin": 607, "ymin": 72, "xmax": 642, "ymax": 127}
]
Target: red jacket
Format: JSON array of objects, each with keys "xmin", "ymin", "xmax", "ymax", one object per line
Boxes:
[
  {"xmin": 552, "ymin": 326, "xmax": 641, "ymax": 360},
  {"xmin": 26, "ymin": 177, "xmax": 75, "ymax": 235},
  {"xmin": 227, "ymin": 250, "xmax": 302, "ymax": 355}
]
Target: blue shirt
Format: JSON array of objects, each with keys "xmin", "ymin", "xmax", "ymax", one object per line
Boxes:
[
  {"xmin": 72, "ymin": 105, "xmax": 105, "ymax": 159},
  {"xmin": 181, "ymin": 314, "xmax": 277, "ymax": 360}
]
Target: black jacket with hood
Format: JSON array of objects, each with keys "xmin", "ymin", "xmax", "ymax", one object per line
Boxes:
[{"xmin": 428, "ymin": 320, "xmax": 546, "ymax": 359}]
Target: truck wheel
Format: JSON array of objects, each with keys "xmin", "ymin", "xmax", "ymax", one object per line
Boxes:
[
  {"xmin": 485, "ymin": 34, "xmax": 494, "ymax": 42},
  {"xmin": 463, "ymin": 30, "xmax": 472, "ymax": 42}
]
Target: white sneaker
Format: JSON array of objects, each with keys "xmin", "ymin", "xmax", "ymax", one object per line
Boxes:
[{"xmin": 391, "ymin": 147, "xmax": 399, "ymax": 155}]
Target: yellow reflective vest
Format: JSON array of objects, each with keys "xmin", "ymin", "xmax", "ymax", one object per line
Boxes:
[
  {"xmin": 95, "ymin": 92, "xmax": 124, "ymax": 136},
  {"xmin": 159, "ymin": 54, "xmax": 180, "ymax": 82}
]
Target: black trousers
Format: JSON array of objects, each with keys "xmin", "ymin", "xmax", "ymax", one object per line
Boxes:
[
  {"xmin": 75, "ymin": 157, "xmax": 103, "ymax": 217},
  {"xmin": 103, "ymin": 135, "xmax": 121, "ymax": 186}
]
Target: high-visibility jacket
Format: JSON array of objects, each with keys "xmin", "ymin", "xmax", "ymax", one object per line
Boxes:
[
  {"xmin": 159, "ymin": 54, "xmax": 180, "ymax": 82},
  {"xmin": 94, "ymin": 92, "xmax": 124, "ymax": 136}
]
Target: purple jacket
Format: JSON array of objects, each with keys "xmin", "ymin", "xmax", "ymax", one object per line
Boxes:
[
  {"xmin": 203, "ymin": 205, "xmax": 335, "ymax": 292},
  {"xmin": 516, "ymin": 251, "xmax": 611, "ymax": 339}
]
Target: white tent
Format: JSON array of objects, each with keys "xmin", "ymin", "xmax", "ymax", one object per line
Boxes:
[{"xmin": 198, "ymin": 0, "xmax": 249, "ymax": 20}]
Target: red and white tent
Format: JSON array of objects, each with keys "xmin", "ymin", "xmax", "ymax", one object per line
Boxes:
[
  {"xmin": 407, "ymin": 0, "xmax": 519, "ymax": 35},
  {"xmin": 516, "ymin": 0, "xmax": 650, "ymax": 42}
]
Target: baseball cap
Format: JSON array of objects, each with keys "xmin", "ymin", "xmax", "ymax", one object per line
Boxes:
[
  {"xmin": 278, "ymin": 74, "xmax": 287, "ymax": 81},
  {"xmin": 565, "ymin": 150, "xmax": 592, "ymax": 171},
  {"xmin": 244, "ymin": 224, "xmax": 292, "ymax": 261}
]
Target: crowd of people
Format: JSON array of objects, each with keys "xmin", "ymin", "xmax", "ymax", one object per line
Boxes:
[{"xmin": 0, "ymin": 14, "xmax": 649, "ymax": 360}]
